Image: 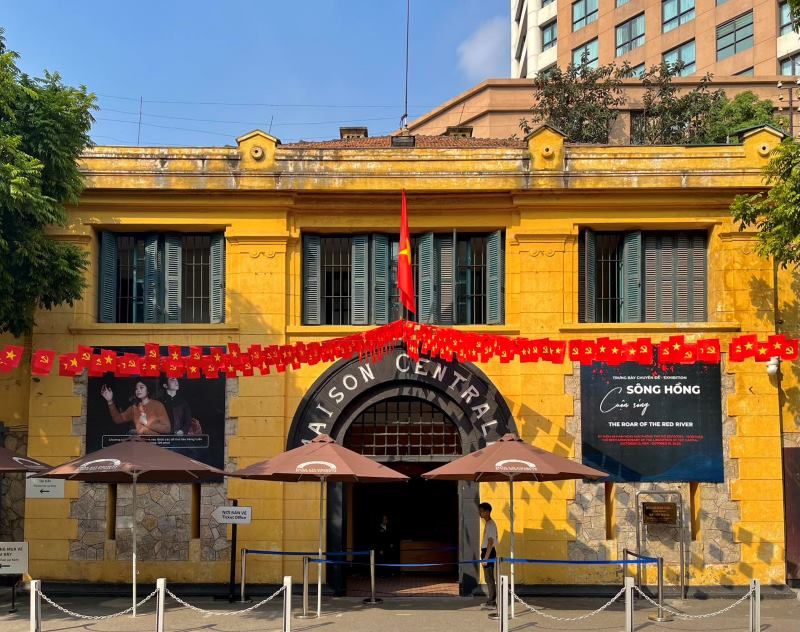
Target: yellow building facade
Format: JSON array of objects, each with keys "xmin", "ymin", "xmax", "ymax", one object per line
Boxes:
[{"xmin": 0, "ymin": 124, "xmax": 797, "ymax": 593}]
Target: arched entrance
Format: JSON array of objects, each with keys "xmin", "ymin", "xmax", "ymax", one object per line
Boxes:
[{"xmin": 287, "ymin": 346, "xmax": 516, "ymax": 595}]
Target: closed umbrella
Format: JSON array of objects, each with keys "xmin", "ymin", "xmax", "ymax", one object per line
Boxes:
[
  {"xmin": 231, "ymin": 434, "xmax": 408, "ymax": 617},
  {"xmin": 38, "ymin": 436, "xmax": 225, "ymax": 616},
  {"xmin": 423, "ymin": 433, "xmax": 606, "ymax": 614}
]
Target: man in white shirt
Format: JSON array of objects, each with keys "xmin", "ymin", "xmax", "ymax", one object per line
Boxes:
[{"xmin": 479, "ymin": 502, "xmax": 498, "ymax": 608}]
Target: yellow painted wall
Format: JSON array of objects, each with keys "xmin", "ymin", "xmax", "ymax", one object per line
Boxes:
[{"xmin": 4, "ymin": 126, "xmax": 792, "ymax": 587}]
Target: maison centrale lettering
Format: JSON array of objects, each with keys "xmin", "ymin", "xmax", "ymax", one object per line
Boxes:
[{"xmin": 301, "ymin": 350, "xmax": 507, "ymax": 443}]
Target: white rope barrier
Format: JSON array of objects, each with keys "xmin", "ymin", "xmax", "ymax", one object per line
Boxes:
[
  {"xmin": 36, "ymin": 587, "xmax": 158, "ymax": 620},
  {"xmin": 634, "ymin": 584, "xmax": 756, "ymax": 620},
  {"xmin": 511, "ymin": 585, "xmax": 627, "ymax": 622},
  {"xmin": 166, "ymin": 584, "xmax": 285, "ymax": 616}
]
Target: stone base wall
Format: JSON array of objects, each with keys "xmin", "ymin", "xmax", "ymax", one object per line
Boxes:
[
  {"xmin": 0, "ymin": 431, "xmax": 27, "ymax": 542},
  {"xmin": 68, "ymin": 375, "xmax": 236, "ymax": 564},
  {"xmin": 565, "ymin": 362, "xmax": 741, "ymax": 583}
]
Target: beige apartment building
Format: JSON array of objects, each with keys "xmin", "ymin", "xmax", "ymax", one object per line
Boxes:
[
  {"xmin": 511, "ymin": 0, "xmax": 800, "ymax": 78},
  {"xmin": 405, "ymin": 76, "xmax": 795, "ymax": 143}
]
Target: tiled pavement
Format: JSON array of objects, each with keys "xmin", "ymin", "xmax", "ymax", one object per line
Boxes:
[{"xmin": 347, "ymin": 572, "xmax": 460, "ymax": 597}]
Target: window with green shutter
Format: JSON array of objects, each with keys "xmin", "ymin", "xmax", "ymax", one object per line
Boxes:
[
  {"xmin": 98, "ymin": 231, "xmax": 225, "ymax": 324},
  {"xmin": 579, "ymin": 229, "xmax": 706, "ymax": 323},
  {"xmin": 302, "ymin": 231, "xmax": 505, "ymax": 326}
]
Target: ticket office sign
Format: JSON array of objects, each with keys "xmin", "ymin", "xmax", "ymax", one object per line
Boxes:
[{"xmin": 580, "ymin": 358, "xmax": 723, "ymax": 482}]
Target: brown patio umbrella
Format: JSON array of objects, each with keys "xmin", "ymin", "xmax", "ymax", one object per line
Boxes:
[
  {"xmin": 231, "ymin": 434, "xmax": 408, "ymax": 617},
  {"xmin": 38, "ymin": 436, "xmax": 225, "ymax": 616},
  {"xmin": 423, "ymin": 433, "xmax": 606, "ymax": 613},
  {"xmin": 0, "ymin": 447, "xmax": 51, "ymax": 473}
]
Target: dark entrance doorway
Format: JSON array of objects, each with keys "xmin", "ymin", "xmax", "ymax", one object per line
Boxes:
[{"xmin": 345, "ymin": 398, "xmax": 460, "ymax": 594}]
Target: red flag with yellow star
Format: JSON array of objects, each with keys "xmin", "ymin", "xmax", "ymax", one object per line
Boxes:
[
  {"xmin": 2, "ymin": 345, "xmax": 24, "ymax": 369},
  {"xmin": 398, "ymin": 190, "xmax": 416, "ymax": 314}
]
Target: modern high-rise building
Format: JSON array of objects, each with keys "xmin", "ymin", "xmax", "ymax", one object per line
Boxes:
[{"xmin": 511, "ymin": 0, "xmax": 800, "ymax": 78}]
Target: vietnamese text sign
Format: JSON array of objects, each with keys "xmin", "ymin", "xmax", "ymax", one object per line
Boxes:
[
  {"xmin": 642, "ymin": 502, "xmax": 679, "ymax": 525},
  {"xmin": 0, "ymin": 542, "xmax": 28, "ymax": 574},
  {"xmin": 212, "ymin": 506, "xmax": 252, "ymax": 524},
  {"xmin": 581, "ymin": 356, "xmax": 723, "ymax": 482},
  {"xmin": 25, "ymin": 476, "xmax": 65, "ymax": 499}
]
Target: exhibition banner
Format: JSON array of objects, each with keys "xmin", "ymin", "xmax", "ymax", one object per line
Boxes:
[
  {"xmin": 580, "ymin": 352, "xmax": 723, "ymax": 482},
  {"xmin": 85, "ymin": 346, "xmax": 226, "ymax": 470}
]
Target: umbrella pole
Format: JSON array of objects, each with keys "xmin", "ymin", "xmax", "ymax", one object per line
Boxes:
[
  {"xmin": 317, "ymin": 476, "xmax": 325, "ymax": 618},
  {"xmin": 132, "ymin": 473, "xmax": 138, "ymax": 618},
  {"xmin": 509, "ymin": 476, "xmax": 515, "ymax": 619}
]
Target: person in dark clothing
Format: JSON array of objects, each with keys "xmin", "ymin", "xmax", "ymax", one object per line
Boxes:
[
  {"xmin": 160, "ymin": 378, "xmax": 193, "ymax": 435},
  {"xmin": 375, "ymin": 514, "xmax": 398, "ymax": 577}
]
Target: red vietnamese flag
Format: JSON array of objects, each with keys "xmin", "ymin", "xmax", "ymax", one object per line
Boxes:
[
  {"xmin": 754, "ymin": 340, "xmax": 771, "ymax": 362},
  {"xmin": 58, "ymin": 353, "xmax": 81, "ymax": 377},
  {"xmin": 549, "ymin": 340, "xmax": 567, "ymax": 364},
  {"xmin": 2, "ymin": 345, "xmax": 24, "ymax": 369},
  {"xmin": 31, "ymin": 349, "xmax": 56, "ymax": 375},
  {"xmin": 100, "ymin": 348, "xmax": 117, "ymax": 372},
  {"xmin": 398, "ymin": 190, "xmax": 416, "ymax": 314}
]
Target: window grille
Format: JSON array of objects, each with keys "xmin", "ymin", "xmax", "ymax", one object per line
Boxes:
[
  {"xmin": 321, "ymin": 237, "xmax": 352, "ymax": 325},
  {"xmin": 344, "ymin": 398, "xmax": 461, "ymax": 459},
  {"xmin": 182, "ymin": 235, "xmax": 211, "ymax": 324},
  {"xmin": 116, "ymin": 236, "xmax": 145, "ymax": 323},
  {"xmin": 595, "ymin": 233, "xmax": 623, "ymax": 322},
  {"xmin": 456, "ymin": 235, "xmax": 488, "ymax": 325}
]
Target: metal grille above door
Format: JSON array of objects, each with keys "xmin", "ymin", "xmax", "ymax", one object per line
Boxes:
[{"xmin": 343, "ymin": 397, "xmax": 461, "ymax": 460}]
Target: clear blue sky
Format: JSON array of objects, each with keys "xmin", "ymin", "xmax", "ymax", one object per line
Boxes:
[{"xmin": 3, "ymin": 1, "xmax": 510, "ymax": 146}]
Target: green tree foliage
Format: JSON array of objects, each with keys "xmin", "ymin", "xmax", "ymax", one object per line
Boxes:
[
  {"xmin": 634, "ymin": 63, "xmax": 725, "ymax": 144},
  {"xmin": 520, "ymin": 55, "xmax": 629, "ymax": 143},
  {"xmin": 706, "ymin": 91, "xmax": 784, "ymax": 144},
  {"xmin": 731, "ymin": 138, "xmax": 800, "ymax": 267},
  {"xmin": 0, "ymin": 30, "xmax": 95, "ymax": 336}
]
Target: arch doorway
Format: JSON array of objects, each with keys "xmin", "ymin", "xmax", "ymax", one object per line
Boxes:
[
  {"xmin": 287, "ymin": 347, "xmax": 516, "ymax": 596},
  {"xmin": 344, "ymin": 397, "xmax": 462, "ymax": 594}
]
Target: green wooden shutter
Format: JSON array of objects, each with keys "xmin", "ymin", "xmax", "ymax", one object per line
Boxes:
[
  {"xmin": 579, "ymin": 230, "xmax": 597, "ymax": 323},
  {"xmin": 164, "ymin": 234, "xmax": 183, "ymax": 324},
  {"xmin": 622, "ymin": 231, "xmax": 642, "ymax": 323},
  {"xmin": 143, "ymin": 234, "xmax": 159, "ymax": 323},
  {"xmin": 418, "ymin": 232, "xmax": 435, "ymax": 323},
  {"xmin": 371, "ymin": 234, "xmax": 390, "ymax": 325},
  {"xmin": 644, "ymin": 234, "xmax": 658, "ymax": 322},
  {"xmin": 675, "ymin": 234, "xmax": 689, "ymax": 321},
  {"xmin": 689, "ymin": 233, "xmax": 707, "ymax": 321},
  {"xmin": 303, "ymin": 235, "xmax": 322, "ymax": 325},
  {"xmin": 99, "ymin": 231, "xmax": 117, "ymax": 323},
  {"xmin": 487, "ymin": 230, "xmax": 504, "ymax": 325},
  {"xmin": 351, "ymin": 235, "xmax": 369, "ymax": 325},
  {"xmin": 644, "ymin": 234, "xmax": 682, "ymax": 322},
  {"xmin": 438, "ymin": 233, "xmax": 455, "ymax": 325},
  {"xmin": 209, "ymin": 232, "xmax": 226, "ymax": 324}
]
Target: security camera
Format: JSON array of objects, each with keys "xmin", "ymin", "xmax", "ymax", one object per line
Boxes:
[{"xmin": 767, "ymin": 356, "xmax": 781, "ymax": 376}]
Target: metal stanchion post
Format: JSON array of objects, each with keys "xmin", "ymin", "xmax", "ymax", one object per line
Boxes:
[
  {"xmin": 648, "ymin": 557, "xmax": 673, "ymax": 622},
  {"xmin": 498, "ymin": 575, "xmax": 509, "ymax": 632},
  {"xmin": 362, "ymin": 549, "xmax": 383, "ymax": 605},
  {"xmin": 297, "ymin": 556, "xmax": 315, "ymax": 619},
  {"xmin": 155, "ymin": 578, "xmax": 166, "ymax": 632},
  {"xmin": 624, "ymin": 576, "xmax": 635, "ymax": 632},
  {"xmin": 282, "ymin": 576, "xmax": 292, "ymax": 632},
  {"xmin": 749, "ymin": 579, "xmax": 761, "ymax": 632},
  {"xmin": 240, "ymin": 548, "xmax": 247, "ymax": 602},
  {"xmin": 29, "ymin": 579, "xmax": 41, "ymax": 632}
]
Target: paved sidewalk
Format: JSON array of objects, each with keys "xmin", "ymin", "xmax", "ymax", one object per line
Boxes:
[{"xmin": 1, "ymin": 590, "xmax": 799, "ymax": 631}]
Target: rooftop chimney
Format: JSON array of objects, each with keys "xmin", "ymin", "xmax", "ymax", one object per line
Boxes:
[
  {"xmin": 443, "ymin": 125, "xmax": 473, "ymax": 138},
  {"xmin": 340, "ymin": 127, "xmax": 368, "ymax": 139}
]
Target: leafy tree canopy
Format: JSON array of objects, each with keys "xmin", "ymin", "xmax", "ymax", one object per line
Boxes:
[
  {"xmin": 520, "ymin": 54, "xmax": 629, "ymax": 143},
  {"xmin": 0, "ymin": 29, "xmax": 95, "ymax": 336},
  {"xmin": 522, "ymin": 59, "xmax": 783, "ymax": 146},
  {"xmin": 731, "ymin": 138, "xmax": 800, "ymax": 268}
]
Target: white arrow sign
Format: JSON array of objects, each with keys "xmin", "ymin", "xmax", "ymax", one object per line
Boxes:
[
  {"xmin": 0, "ymin": 542, "xmax": 28, "ymax": 575},
  {"xmin": 26, "ymin": 477, "xmax": 65, "ymax": 499},
  {"xmin": 212, "ymin": 506, "xmax": 252, "ymax": 525}
]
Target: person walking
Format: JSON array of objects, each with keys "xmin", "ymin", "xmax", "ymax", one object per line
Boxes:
[{"xmin": 479, "ymin": 502, "xmax": 498, "ymax": 609}]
